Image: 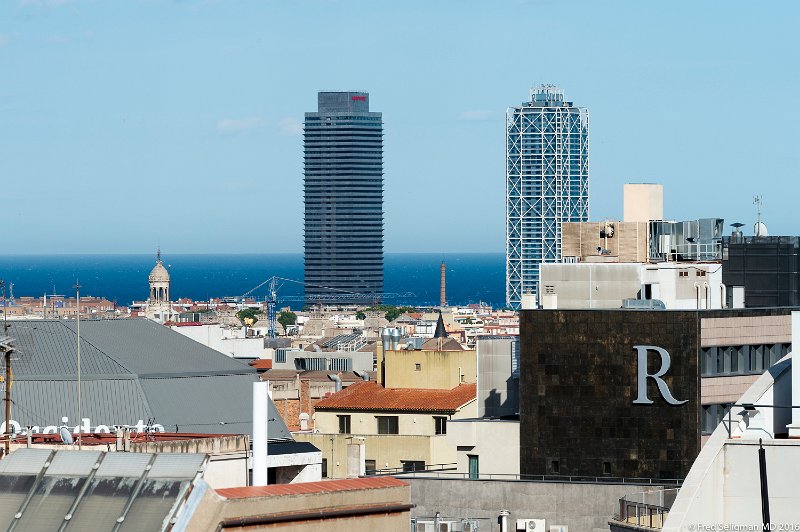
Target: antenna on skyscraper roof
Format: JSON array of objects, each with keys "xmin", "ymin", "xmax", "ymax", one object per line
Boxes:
[{"xmin": 753, "ymin": 195, "xmax": 768, "ymax": 237}]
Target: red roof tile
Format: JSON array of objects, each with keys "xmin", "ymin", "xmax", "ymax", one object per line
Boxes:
[
  {"xmin": 313, "ymin": 381, "xmax": 476, "ymax": 414},
  {"xmin": 249, "ymin": 359, "xmax": 273, "ymax": 369},
  {"xmin": 216, "ymin": 476, "xmax": 408, "ymax": 499}
]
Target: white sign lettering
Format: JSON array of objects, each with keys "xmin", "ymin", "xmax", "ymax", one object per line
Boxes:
[{"xmin": 0, "ymin": 417, "xmax": 166, "ymax": 436}]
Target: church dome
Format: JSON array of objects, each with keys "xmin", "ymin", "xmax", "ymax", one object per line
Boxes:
[{"xmin": 149, "ymin": 260, "xmax": 170, "ymax": 283}]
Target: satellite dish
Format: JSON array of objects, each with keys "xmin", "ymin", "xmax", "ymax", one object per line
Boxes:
[
  {"xmin": 59, "ymin": 426, "xmax": 74, "ymax": 445},
  {"xmin": 754, "ymin": 221, "xmax": 769, "ymax": 237}
]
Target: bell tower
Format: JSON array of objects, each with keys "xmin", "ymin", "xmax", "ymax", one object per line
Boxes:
[{"xmin": 148, "ymin": 249, "xmax": 171, "ymax": 304}]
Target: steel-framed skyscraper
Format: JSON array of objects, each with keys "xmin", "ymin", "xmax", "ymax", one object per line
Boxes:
[
  {"xmin": 506, "ymin": 85, "xmax": 589, "ymax": 309},
  {"xmin": 304, "ymin": 91, "xmax": 384, "ymax": 305}
]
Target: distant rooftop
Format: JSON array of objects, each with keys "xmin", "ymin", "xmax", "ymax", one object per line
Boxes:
[
  {"xmin": 217, "ymin": 476, "xmax": 407, "ymax": 499},
  {"xmin": 316, "ymin": 91, "xmax": 371, "ymax": 113},
  {"xmin": 314, "ymin": 381, "xmax": 476, "ymax": 414}
]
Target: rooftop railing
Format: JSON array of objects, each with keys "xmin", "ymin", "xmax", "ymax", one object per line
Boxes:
[{"xmin": 614, "ymin": 488, "xmax": 679, "ymax": 530}]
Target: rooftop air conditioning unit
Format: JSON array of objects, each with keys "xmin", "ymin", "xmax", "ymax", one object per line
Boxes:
[
  {"xmin": 517, "ymin": 519, "xmax": 546, "ymax": 532},
  {"xmin": 415, "ymin": 522, "xmax": 434, "ymax": 532},
  {"xmin": 462, "ymin": 519, "xmax": 479, "ymax": 532}
]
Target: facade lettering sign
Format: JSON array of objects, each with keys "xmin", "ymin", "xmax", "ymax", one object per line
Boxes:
[{"xmin": 632, "ymin": 345, "xmax": 688, "ymax": 406}]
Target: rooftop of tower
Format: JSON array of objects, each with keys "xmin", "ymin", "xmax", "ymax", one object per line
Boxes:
[{"xmin": 317, "ymin": 91, "xmax": 371, "ymax": 113}]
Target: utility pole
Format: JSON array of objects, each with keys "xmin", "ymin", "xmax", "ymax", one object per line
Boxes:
[
  {"xmin": 1, "ymin": 280, "xmax": 15, "ymax": 457},
  {"xmin": 75, "ymin": 280, "xmax": 82, "ymax": 450}
]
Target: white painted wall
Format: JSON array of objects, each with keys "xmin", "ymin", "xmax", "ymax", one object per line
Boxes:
[
  {"xmin": 540, "ymin": 262, "xmax": 725, "ymax": 309},
  {"xmin": 171, "ymin": 324, "xmax": 266, "ymax": 358},
  {"xmin": 446, "ymin": 418, "xmax": 519, "ymax": 476}
]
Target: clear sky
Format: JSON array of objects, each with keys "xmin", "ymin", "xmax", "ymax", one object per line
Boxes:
[{"xmin": 1, "ymin": 0, "xmax": 798, "ymax": 254}]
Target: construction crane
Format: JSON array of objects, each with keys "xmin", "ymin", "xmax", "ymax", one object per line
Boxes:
[{"xmin": 238, "ymin": 276, "xmax": 415, "ymax": 338}]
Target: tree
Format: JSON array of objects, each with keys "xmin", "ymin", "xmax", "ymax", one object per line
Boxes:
[
  {"xmin": 236, "ymin": 307, "xmax": 262, "ymax": 327},
  {"xmin": 277, "ymin": 310, "xmax": 297, "ymax": 333},
  {"xmin": 360, "ymin": 305, "xmax": 417, "ymax": 322},
  {"xmin": 355, "ymin": 311, "xmax": 366, "ymax": 320}
]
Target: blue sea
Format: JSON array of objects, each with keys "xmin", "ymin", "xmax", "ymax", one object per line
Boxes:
[{"xmin": 0, "ymin": 254, "xmax": 506, "ymax": 308}]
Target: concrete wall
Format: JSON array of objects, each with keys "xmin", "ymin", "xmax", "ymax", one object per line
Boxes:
[
  {"xmin": 382, "ymin": 348, "xmax": 477, "ymax": 389},
  {"xmin": 540, "ymin": 263, "xmax": 643, "ymax": 309},
  {"xmin": 665, "ymin": 440, "xmax": 800, "ymax": 529},
  {"xmin": 293, "ymin": 433, "xmax": 455, "ymax": 478},
  {"xmin": 185, "ymin": 479, "xmax": 411, "ymax": 532},
  {"xmin": 406, "ymin": 477, "xmax": 667, "ymax": 532},
  {"xmin": 477, "ymin": 337, "xmax": 519, "ymax": 417},
  {"xmin": 540, "ymin": 262, "xmax": 726, "ymax": 310},
  {"xmin": 447, "ymin": 419, "xmax": 520, "ymax": 476}
]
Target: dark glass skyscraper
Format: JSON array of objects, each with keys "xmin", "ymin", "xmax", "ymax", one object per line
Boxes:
[{"xmin": 304, "ymin": 91, "xmax": 384, "ymax": 305}]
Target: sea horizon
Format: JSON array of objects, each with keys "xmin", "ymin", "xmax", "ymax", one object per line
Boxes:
[{"xmin": 0, "ymin": 252, "xmax": 507, "ymax": 309}]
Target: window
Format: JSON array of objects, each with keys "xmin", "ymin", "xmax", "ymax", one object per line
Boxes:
[
  {"xmin": 401, "ymin": 460, "xmax": 425, "ymax": 472},
  {"xmin": 468, "ymin": 455, "xmax": 479, "ymax": 479},
  {"xmin": 322, "ymin": 458, "xmax": 328, "ymax": 478},
  {"xmin": 603, "ymin": 462, "xmax": 612, "ymax": 475},
  {"xmin": 337, "ymin": 415, "xmax": 351, "ymax": 434},
  {"xmin": 701, "ymin": 404, "xmax": 731, "ymax": 435},
  {"xmin": 550, "ymin": 460, "xmax": 560, "ymax": 474},
  {"xmin": 377, "ymin": 416, "xmax": 399, "ymax": 434},
  {"xmin": 434, "ymin": 416, "xmax": 447, "ymax": 435},
  {"xmin": 365, "ymin": 459, "xmax": 377, "ymax": 474},
  {"xmin": 415, "ymin": 363, "xmax": 421, "ymax": 371}
]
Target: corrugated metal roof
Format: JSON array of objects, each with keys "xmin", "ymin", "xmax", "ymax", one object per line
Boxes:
[
  {"xmin": 138, "ymin": 373, "xmax": 291, "ymax": 440},
  {"xmin": 12, "ymin": 378, "xmax": 153, "ymax": 430},
  {"xmin": 4, "ymin": 319, "xmax": 293, "ymax": 439},
  {"xmin": 8, "ymin": 319, "xmax": 254, "ymax": 378}
]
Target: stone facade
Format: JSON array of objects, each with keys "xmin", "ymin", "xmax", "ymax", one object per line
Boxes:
[{"xmin": 520, "ymin": 310, "xmax": 700, "ymax": 480}]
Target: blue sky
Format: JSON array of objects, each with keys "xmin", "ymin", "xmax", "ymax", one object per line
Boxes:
[{"xmin": 1, "ymin": 0, "xmax": 798, "ymax": 253}]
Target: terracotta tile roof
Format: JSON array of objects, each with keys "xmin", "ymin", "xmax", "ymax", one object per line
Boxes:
[
  {"xmin": 249, "ymin": 359, "xmax": 273, "ymax": 370},
  {"xmin": 420, "ymin": 337, "xmax": 465, "ymax": 351},
  {"xmin": 313, "ymin": 381, "xmax": 476, "ymax": 414},
  {"xmin": 216, "ymin": 476, "xmax": 407, "ymax": 499}
]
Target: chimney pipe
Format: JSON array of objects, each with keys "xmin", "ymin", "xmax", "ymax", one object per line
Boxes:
[
  {"xmin": 440, "ymin": 261, "xmax": 446, "ymax": 307},
  {"xmin": 328, "ymin": 373, "xmax": 342, "ymax": 392},
  {"xmin": 252, "ymin": 381, "xmax": 270, "ymax": 486}
]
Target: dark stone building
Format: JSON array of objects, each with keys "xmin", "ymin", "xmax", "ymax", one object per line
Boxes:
[
  {"xmin": 722, "ymin": 236, "xmax": 800, "ymax": 307},
  {"xmin": 519, "ymin": 308, "xmax": 797, "ymax": 481},
  {"xmin": 303, "ymin": 91, "xmax": 384, "ymax": 305},
  {"xmin": 520, "ymin": 310, "xmax": 701, "ymax": 480}
]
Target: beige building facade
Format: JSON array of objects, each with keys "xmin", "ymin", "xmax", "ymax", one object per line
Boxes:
[{"xmin": 378, "ymin": 347, "xmax": 477, "ymax": 389}]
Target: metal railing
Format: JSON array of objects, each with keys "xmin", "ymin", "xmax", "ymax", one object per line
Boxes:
[
  {"xmin": 385, "ymin": 469, "xmax": 683, "ymax": 486},
  {"xmin": 367, "ymin": 462, "xmax": 457, "ymax": 476},
  {"xmin": 615, "ymin": 488, "xmax": 679, "ymax": 529}
]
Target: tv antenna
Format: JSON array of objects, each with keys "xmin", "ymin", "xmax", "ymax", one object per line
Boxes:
[
  {"xmin": 1, "ymin": 280, "xmax": 16, "ymax": 457},
  {"xmin": 753, "ymin": 195, "xmax": 763, "ymax": 226}
]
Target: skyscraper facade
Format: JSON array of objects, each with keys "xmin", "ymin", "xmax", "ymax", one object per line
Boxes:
[
  {"xmin": 506, "ymin": 85, "xmax": 589, "ymax": 309},
  {"xmin": 304, "ymin": 91, "xmax": 384, "ymax": 305}
]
